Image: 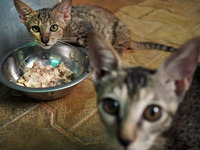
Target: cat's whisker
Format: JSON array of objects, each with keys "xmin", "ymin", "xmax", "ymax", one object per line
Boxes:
[
  {"xmin": 21, "ymin": 39, "xmax": 36, "ymax": 46},
  {"xmin": 24, "ymin": 36, "xmax": 35, "ymax": 42},
  {"xmin": 57, "ymin": 41, "xmax": 74, "ymax": 47},
  {"xmin": 56, "ymin": 41, "xmax": 64, "ymax": 46},
  {"xmin": 57, "ymin": 39, "xmax": 71, "ymax": 43},
  {"xmin": 55, "ymin": 42, "xmax": 62, "ymax": 47},
  {"xmin": 57, "ymin": 40, "xmax": 67, "ymax": 44},
  {"xmin": 12, "ymin": 39, "xmax": 36, "ymax": 48},
  {"xmin": 58, "ymin": 39, "xmax": 69, "ymax": 42},
  {"xmin": 57, "ymin": 41, "xmax": 71, "ymax": 47}
]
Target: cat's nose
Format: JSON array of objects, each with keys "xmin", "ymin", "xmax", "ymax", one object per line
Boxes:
[
  {"xmin": 119, "ymin": 137, "xmax": 132, "ymax": 148},
  {"xmin": 41, "ymin": 37, "xmax": 49, "ymax": 44}
]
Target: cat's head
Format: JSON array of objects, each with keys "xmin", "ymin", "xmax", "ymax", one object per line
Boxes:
[
  {"xmin": 88, "ymin": 31, "xmax": 200, "ymax": 150},
  {"xmin": 14, "ymin": 0, "xmax": 72, "ymax": 49}
]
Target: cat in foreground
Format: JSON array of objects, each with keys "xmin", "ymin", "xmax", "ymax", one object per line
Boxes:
[
  {"xmin": 14, "ymin": 0, "xmax": 176, "ymax": 55},
  {"xmin": 88, "ymin": 31, "xmax": 200, "ymax": 150}
]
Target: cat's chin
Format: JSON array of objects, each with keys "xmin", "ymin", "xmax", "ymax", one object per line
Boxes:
[
  {"xmin": 37, "ymin": 44, "xmax": 53, "ymax": 49},
  {"xmin": 42, "ymin": 45, "xmax": 52, "ymax": 49}
]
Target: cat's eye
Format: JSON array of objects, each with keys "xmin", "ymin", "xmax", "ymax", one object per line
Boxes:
[
  {"xmin": 143, "ymin": 105, "xmax": 162, "ymax": 122},
  {"xmin": 32, "ymin": 26, "xmax": 40, "ymax": 33},
  {"xmin": 50, "ymin": 24, "xmax": 58, "ymax": 32},
  {"xmin": 103, "ymin": 98, "xmax": 119, "ymax": 115}
]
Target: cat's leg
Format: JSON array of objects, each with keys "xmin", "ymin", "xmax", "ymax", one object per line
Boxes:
[
  {"xmin": 112, "ymin": 21, "xmax": 132, "ymax": 55},
  {"xmin": 62, "ymin": 20, "xmax": 94, "ymax": 48},
  {"xmin": 60, "ymin": 33, "xmax": 89, "ymax": 48}
]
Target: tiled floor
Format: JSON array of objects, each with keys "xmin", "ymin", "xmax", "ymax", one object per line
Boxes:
[
  {"xmin": 1, "ymin": 0, "xmax": 200, "ymax": 149},
  {"xmin": 73, "ymin": 0, "xmax": 145, "ymax": 13}
]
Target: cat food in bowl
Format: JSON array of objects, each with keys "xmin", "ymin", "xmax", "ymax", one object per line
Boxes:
[
  {"xmin": 17, "ymin": 61, "xmax": 73, "ymax": 88},
  {"xmin": 0, "ymin": 43, "xmax": 90, "ymax": 100}
]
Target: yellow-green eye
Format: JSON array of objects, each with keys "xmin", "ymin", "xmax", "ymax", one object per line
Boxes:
[
  {"xmin": 31, "ymin": 26, "xmax": 40, "ymax": 33},
  {"xmin": 50, "ymin": 24, "xmax": 58, "ymax": 32}
]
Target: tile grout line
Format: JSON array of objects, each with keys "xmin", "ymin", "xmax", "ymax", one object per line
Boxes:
[
  {"xmin": 40, "ymin": 102, "xmax": 55, "ymax": 112},
  {"xmin": 138, "ymin": 8, "xmax": 157, "ymax": 19},
  {"xmin": 119, "ymin": 7, "xmax": 156, "ymax": 19},
  {"xmin": 74, "ymin": 136, "xmax": 106, "ymax": 147},
  {"xmin": 141, "ymin": 24, "xmax": 165, "ymax": 39},
  {"xmin": 118, "ymin": 8, "xmax": 165, "ymax": 39},
  {"xmin": 178, "ymin": 5, "xmax": 194, "ymax": 15},
  {"xmin": 144, "ymin": 52, "xmax": 164, "ymax": 67},
  {"xmin": 40, "ymin": 102, "xmax": 84, "ymax": 145},
  {"xmin": 192, "ymin": 23, "xmax": 200, "ymax": 33},
  {"xmin": 130, "ymin": 55, "xmax": 145, "ymax": 66},
  {"xmin": 0, "ymin": 104, "xmax": 39, "ymax": 130},
  {"xmin": 69, "ymin": 109, "xmax": 98, "ymax": 133}
]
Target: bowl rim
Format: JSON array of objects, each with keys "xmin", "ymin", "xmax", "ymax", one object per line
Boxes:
[{"xmin": 0, "ymin": 43, "xmax": 90, "ymax": 93}]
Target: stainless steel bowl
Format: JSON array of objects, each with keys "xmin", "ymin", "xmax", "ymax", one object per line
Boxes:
[{"xmin": 0, "ymin": 43, "xmax": 90, "ymax": 100}]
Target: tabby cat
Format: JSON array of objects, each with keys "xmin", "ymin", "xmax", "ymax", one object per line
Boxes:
[
  {"xmin": 88, "ymin": 31, "xmax": 200, "ymax": 150},
  {"xmin": 14, "ymin": 0, "xmax": 176, "ymax": 55}
]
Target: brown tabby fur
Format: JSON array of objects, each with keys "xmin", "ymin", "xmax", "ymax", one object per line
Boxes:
[{"xmin": 14, "ymin": 0, "xmax": 176, "ymax": 55}]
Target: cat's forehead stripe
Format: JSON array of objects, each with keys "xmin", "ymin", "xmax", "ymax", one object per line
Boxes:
[
  {"xmin": 124, "ymin": 67, "xmax": 155, "ymax": 97},
  {"xmin": 37, "ymin": 9, "xmax": 52, "ymax": 23}
]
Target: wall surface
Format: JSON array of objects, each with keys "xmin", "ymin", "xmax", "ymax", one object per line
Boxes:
[{"xmin": 0, "ymin": 0, "xmax": 60, "ymax": 57}]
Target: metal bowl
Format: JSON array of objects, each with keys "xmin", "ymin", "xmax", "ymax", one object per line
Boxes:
[{"xmin": 0, "ymin": 43, "xmax": 90, "ymax": 100}]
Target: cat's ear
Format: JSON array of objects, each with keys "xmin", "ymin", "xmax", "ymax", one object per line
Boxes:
[
  {"xmin": 88, "ymin": 31, "xmax": 122, "ymax": 84},
  {"xmin": 157, "ymin": 37, "xmax": 200, "ymax": 96},
  {"xmin": 52, "ymin": 0, "xmax": 72, "ymax": 22},
  {"xmin": 14, "ymin": 0, "xmax": 36, "ymax": 23}
]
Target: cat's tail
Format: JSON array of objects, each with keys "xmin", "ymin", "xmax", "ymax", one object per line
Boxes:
[{"xmin": 130, "ymin": 41, "xmax": 177, "ymax": 53}]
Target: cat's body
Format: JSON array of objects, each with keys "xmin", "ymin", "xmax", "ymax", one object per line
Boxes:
[
  {"xmin": 14, "ymin": 0, "xmax": 176, "ymax": 55},
  {"xmin": 88, "ymin": 31, "xmax": 200, "ymax": 150},
  {"xmin": 63, "ymin": 5, "xmax": 131, "ymax": 54}
]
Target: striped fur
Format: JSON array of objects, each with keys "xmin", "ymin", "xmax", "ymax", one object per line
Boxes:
[
  {"xmin": 14, "ymin": 0, "xmax": 177, "ymax": 55},
  {"xmin": 131, "ymin": 41, "xmax": 176, "ymax": 52},
  {"xmin": 89, "ymin": 32, "xmax": 200, "ymax": 150}
]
